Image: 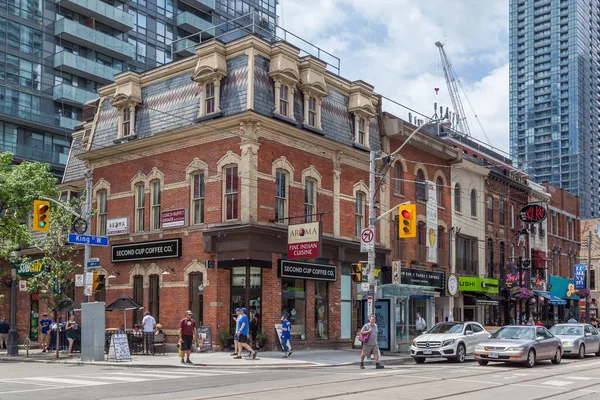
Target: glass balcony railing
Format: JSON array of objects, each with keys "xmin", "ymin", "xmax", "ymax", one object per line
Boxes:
[
  {"xmin": 0, "ymin": 143, "xmax": 68, "ymax": 166},
  {"xmin": 54, "ymin": 51, "xmax": 121, "ymax": 84},
  {"xmin": 176, "ymin": 12, "xmax": 215, "ymax": 36},
  {"xmin": 55, "ymin": 0, "xmax": 134, "ymax": 31},
  {"xmin": 0, "ymin": 102, "xmax": 81, "ymax": 132},
  {"xmin": 173, "ymin": 38, "xmax": 199, "ymax": 56},
  {"xmin": 55, "ymin": 18, "xmax": 135, "ymax": 60},
  {"xmin": 53, "ymin": 84, "xmax": 98, "ymax": 106},
  {"xmin": 59, "ymin": 116, "xmax": 81, "ymax": 130},
  {"xmin": 179, "ymin": 0, "xmax": 215, "ymax": 12}
]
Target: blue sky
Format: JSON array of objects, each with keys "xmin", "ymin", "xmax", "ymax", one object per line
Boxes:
[{"xmin": 279, "ymin": 0, "xmax": 510, "ymax": 153}]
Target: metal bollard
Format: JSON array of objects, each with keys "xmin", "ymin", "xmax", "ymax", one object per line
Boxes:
[{"xmin": 24, "ymin": 338, "xmax": 31, "ymax": 358}]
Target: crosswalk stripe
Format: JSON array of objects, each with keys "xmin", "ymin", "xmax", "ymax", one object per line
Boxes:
[
  {"xmin": 106, "ymin": 372, "xmax": 188, "ymax": 379},
  {"xmin": 542, "ymin": 380, "xmax": 573, "ymax": 387},
  {"xmin": 565, "ymin": 376, "xmax": 593, "ymax": 380},
  {"xmin": 90, "ymin": 376, "xmax": 150, "ymax": 383},
  {"xmin": 143, "ymin": 369, "xmax": 249, "ymax": 376},
  {"xmin": 22, "ymin": 377, "xmax": 110, "ymax": 386}
]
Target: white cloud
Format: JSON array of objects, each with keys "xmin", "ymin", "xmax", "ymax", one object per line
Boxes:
[{"xmin": 279, "ymin": 0, "xmax": 510, "ymax": 154}]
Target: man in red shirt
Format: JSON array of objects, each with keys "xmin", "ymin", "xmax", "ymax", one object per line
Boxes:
[{"xmin": 179, "ymin": 310, "xmax": 196, "ymax": 364}]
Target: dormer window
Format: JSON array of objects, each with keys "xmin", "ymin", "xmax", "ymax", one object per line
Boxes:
[
  {"xmin": 308, "ymin": 96, "xmax": 317, "ymax": 127},
  {"xmin": 358, "ymin": 118, "xmax": 366, "ymax": 146},
  {"xmin": 123, "ymin": 108, "xmax": 131, "ymax": 137},
  {"xmin": 279, "ymin": 84, "xmax": 290, "ymax": 117},
  {"xmin": 205, "ymin": 82, "xmax": 215, "ymax": 114}
]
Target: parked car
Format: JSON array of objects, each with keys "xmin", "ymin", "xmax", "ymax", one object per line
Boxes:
[
  {"xmin": 549, "ymin": 323, "xmax": 600, "ymax": 358},
  {"xmin": 410, "ymin": 322, "xmax": 490, "ymax": 363},
  {"xmin": 474, "ymin": 325, "xmax": 562, "ymax": 368}
]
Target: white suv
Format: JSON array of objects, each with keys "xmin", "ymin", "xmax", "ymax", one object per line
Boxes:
[{"xmin": 410, "ymin": 322, "xmax": 490, "ymax": 363}]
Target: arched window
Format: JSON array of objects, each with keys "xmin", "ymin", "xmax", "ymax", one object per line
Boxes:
[
  {"xmin": 417, "ymin": 221, "xmax": 426, "ymax": 246},
  {"xmin": 499, "ymin": 242, "xmax": 505, "ymax": 266},
  {"xmin": 470, "ymin": 189, "xmax": 477, "ymax": 217},
  {"xmin": 355, "ymin": 191, "xmax": 366, "ymax": 237},
  {"xmin": 394, "ymin": 163, "xmax": 403, "ymax": 194},
  {"xmin": 437, "ymin": 226, "xmax": 445, "ymax": 249},
  {"xmin": 454, "ymin": 183, "xmax": 461, "ymax": 212},
  {"xmin": 189, "ymin": 272, "xmax": 204, "ymax": 325},
  {"xmin": 304, "ymin": 178, "xmax": 316, "ymax": 222},
  {"xmin": 436, "ymin": 177, "xmax": 444, "ymax": 207},
  {"xmin": 487, "ymin": 239, "xmax": 494, "ymax": 278},
  {"xmin": 275, "ymin": 169, "xmax": 287, "ymax": 223},
  {"xmin": 416, "ymin": 170, "xmax": 426, "ymax": 200}
]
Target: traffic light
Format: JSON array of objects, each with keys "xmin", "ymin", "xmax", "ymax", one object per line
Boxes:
[
  {"xmin": 93, "ymin": 273, "xmax": 105, "ymax": 293},
  {"xmin": 351, "ymin": 263, "xmax": 363, "ymax": 283},
  {"xmin": 398, "ymin": 203, "xmax": 416, "ymax": 239},
  {"xmin": 33, "ymin": 200, "xmax": 50, "ymax": 232}
]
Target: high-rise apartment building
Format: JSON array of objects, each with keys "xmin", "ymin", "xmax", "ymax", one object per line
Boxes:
[
  {"xmin": 0, "ymin": 0, "xmax": 276, "ymax": 176},
  {"xmin": 509, "ymin": 0, "xmax": 600, "ymax": 218}
]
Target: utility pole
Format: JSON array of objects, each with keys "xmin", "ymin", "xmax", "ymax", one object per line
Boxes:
[
  {"xmin": 83, "ymin": 168, "xmax": 92, "ymax": 303},
  {"xmin": 587, "ymin": 230, "xmax": 592, "ymax": 323},
  {"xmin": 367, "ymin": 151, "xmax": 377, "ymax": 317},
  {"xmin": 518, "ymin": 256, "xmax": 523, "ymax": 324}
]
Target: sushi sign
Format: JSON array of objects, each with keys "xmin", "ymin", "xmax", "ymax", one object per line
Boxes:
[{"xmin": 287, "ymin": 222, "xmax": 321, "ymax": 260}]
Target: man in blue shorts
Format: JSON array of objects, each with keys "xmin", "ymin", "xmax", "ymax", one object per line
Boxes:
[{"xmin": 234, "ymin": 308, "xmax": 256, "ymax": 359}]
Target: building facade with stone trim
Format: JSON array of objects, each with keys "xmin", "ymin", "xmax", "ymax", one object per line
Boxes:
[{"xmin": 61, "ymin": 35, "xmax": 390, "ymax": 349}]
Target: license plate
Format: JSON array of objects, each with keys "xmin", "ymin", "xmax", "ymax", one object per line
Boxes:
[
  {"xmin": 488, "ymin": 352, "xmax": 499, "ymax": 358},
  {"xmin": 423, "ymin": 350, "xmax": 432, "ymax": 355}
]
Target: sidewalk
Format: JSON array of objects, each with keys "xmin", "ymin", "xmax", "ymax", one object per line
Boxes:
[{"xmin": 0, "ymin": 348, "xmax": 406, "ymax": 368}]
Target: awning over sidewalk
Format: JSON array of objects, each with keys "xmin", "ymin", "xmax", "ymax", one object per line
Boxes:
[
  {"xmin": 464, "ymin": 293, "xmax": 499, "ymax": 306},
  {"xmin": 534, "ymin": 291, "xmax": 567, "ymax": 305}
]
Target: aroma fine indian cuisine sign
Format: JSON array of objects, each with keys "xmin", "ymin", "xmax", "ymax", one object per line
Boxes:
[{"xmin": 287, "ymin": 222, "xmax": 322, "ymax": 260}]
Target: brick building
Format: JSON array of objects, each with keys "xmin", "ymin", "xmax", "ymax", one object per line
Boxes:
[{"xmin": 59, "ymin": 36, "xmax": 392, "ymax": 349}]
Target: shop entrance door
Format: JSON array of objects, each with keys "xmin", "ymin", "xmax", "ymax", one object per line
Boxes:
[{"xmin": 230, "ymin": 267, "xmax": 262, "ymax": 338}]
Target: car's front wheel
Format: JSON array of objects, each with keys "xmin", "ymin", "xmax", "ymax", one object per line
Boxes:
[
  {"xmin": 413, "ymin": 357, "xmax": 426, "ymax": 364},
  {"xmin": 454, "ymin": 343, "xmax": 466, "ymax": 363},
  {"xmin": 477, "ymin": 360, "xmax": 489, "ymax": 366},
  {"xmin": 577, "ymin": 344, "xmax": 585, "ymax": 359},
  {"xmin": 551, "ymin": 347, "xmax": 562, "ymax": 365},
  {"xmin": 523, "ymin": 349, "xmax": 536, "ymax": 368}
]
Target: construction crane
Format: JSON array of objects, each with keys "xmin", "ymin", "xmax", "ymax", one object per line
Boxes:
[{"xmin": 435, "ymin": 41, "xmax": 491, "ymax": 144}]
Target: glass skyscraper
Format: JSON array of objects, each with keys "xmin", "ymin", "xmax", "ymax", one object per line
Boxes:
[
  {"xmin": 0, "ymin": 0, "xmax": 276, "ymax": 176},
  {"xmin": 509, "ymin": 0, "xmax": 600, "ymax": 218}
]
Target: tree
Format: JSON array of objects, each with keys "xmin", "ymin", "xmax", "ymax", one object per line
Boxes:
[{"xmin": 0, "ymin": 152, "xmax": 59, "ymax": 259}]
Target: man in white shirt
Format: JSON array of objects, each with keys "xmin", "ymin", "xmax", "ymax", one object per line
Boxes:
[{"xmin": 141, "ymin": 311, "xmax": 156, "ymax": 354}]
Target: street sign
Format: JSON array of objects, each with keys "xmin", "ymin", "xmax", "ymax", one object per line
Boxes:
[
  {"xmin": 75, "ymin": 274, "xmax": 84, "ymax": 287},
  {"xmin": 87, "ymin": 260, "xmax": 101, "ymax": 268},
  {"xmin": 84, "ymin": 272, "xmax": 93, "ymax": 297},
  {"xmin": 360, "ymin": 228, "xmax": 374, "ymax": 253},
  {"xmin": 84, "ymin": 286, "xmax": 93, "ymax": 296},
  {"xmin": 367, "ymin": 296, "xmax": 373, "ymax": 316},
  {"xmin": 68, "ymin": 233, "xmax": 109, "ymax": 247},
  {"xmin": 361, "ymin": 282, "xmax": 370, "ymax": 292}
]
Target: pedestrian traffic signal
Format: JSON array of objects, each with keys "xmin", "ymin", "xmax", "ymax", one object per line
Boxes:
[
  {"xmin": 398, "ymin": 203, "xmax": 416, "ymax": 239},
  {"xmin": 93, "ymin": 273, "xmax": 105, "ymax": 293},
  {"xmin": 33, "ymin": 200, "xmax": 50, "ymax": 232},
  {"xmin": 351, "ymin": 263, "xmax": 363, "ymax": 283}
]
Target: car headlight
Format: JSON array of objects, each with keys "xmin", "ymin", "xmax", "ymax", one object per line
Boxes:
[
  {"xmin": 442, "ymin": 339, "xmax": 455, "ymax": 347},
  {"xmin": 412, "ymin": 340, "xmax": 417, "ymax": 347},
  {"xmin": 507, "ymin": 346, "xmax": 524, "ymax": 351},
  {"xmin": 562, "ymin": 341, "xmax": 573, "ymax": 346},
  {"xmin": 475, "ymin": 345, "xmax": 484, "ymax": 351}
]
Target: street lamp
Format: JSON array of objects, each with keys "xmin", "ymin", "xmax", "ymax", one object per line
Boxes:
[
  {"xmin": 7, "ymin": 251, "xmax": 19, "ymax": 356},
  {"xmin": 366, "ymin": 117, "xmax": 447, "ymax": 315}
]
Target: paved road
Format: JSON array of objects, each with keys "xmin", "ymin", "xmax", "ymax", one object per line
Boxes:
[{"xmin": 2, "ymin": 356, "xmax": 600, "ymax": 399}]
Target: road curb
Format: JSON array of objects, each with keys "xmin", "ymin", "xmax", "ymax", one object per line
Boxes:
[{"xmin": 0, "ymin": 355, "xmax": 407, "ymax": 368}]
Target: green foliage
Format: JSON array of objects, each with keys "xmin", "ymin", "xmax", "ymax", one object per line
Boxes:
[{"xmin": 0, "ymin": 152, "xmax": 58, "ymax": 259}]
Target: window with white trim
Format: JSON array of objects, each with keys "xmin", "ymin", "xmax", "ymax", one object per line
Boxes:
[
  {"xmin": 471, "ymin": 189, "xmax": 477, "ymax": 217},
  {"xmin": 394, "ymin": 163, "xmax": 403, "ymax": 194},
  {"xmin": 151, "ymin": 179, "xmax": 161, "ymax": 230},
  {"xmin": 122, "ymin": 108, "xmax": 131, "ymax": 137},
  {"xmin": 192, "ymin": 173, "xmax": 205, "ymax": 224},
  {"xmin": 304, "ymin": 178, "xmax": 316, "ymax": 223},
  {"xmin": 97, "ymin": 189, "xmax": 107, "ymax": 236},
  {"xmin": 224, "ymin": 166, "xmax": 238, "ymax": 221},
  {"xmin": 308, "ymin": 96, "xmax": 317, "ymax": 127},
  {"xmin": 355, "ymin": 191, "xmax": 366, "ymax": 237},
  {"xmin": 135, "ymin": 183, "xmax": 145, "ymax": 232},
  {"xmin": 510, "ymin": 204, "xmax": 515, "ymax": 228},
  {"xmin": 454, "ymin": 183, "xmax": 461, "ymax": 212},
  {"xmin": 275, "ymin": 170, "xmax": 287, "ymax": 223},
  {"xmin": 279, "ymin": 84, "xmax": 289, "ymax": 117},
  {"xmin": 358, "ymin": 118, "xmax": 366, "ymax": 146},
  {"xmin": 205, "ymin": 82, "xmax": 215, "ymax": 114}
]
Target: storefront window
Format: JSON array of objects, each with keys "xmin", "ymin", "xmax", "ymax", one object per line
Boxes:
[
  {"xmin": 282, "ymin": 278, "xmax": 305, "ymax": 340},
  {"xmin": 231, "ymin": 267, "xmax": 262, "ymax": 335},
  {"xmin": 341, "ymin": 265, "xmax": 352, "ymax": 339},
  {"xmin": 315, "ymin": 281, "xmax": 328, "ymax": 339}
]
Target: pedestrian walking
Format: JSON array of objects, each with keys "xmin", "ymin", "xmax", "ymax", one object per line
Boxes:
[
  {"xmin": 39, "ymin": 313, "xmax": 52, "ymax": 352},
  {"xmin": 359, "ymin": 315, "xmax": 384, "ymax": 370},
  {"xmin": 568, "ymin": 316, "xmax": 578, "ymax": 324},
  {"xmin": 141, "ymin": 311, "xmax": 156, "ymax": 354},
  {"xmin": 231, "ymin": 308, "xmax": 241, "ymax": 356},
  {"xmin": 178, "ymin": 310, "xmax": 196, "ymax": 364},
  {"xmin": 415, "ymin": 312, "xmax": 427, "ymax": 336},
  {"xmin": 280, "ymin": 313, "xmax": 291, "ymax": 358},
  {"xmin": 0, "ymin": 317, "xmax": 9, "ymax": 350},
  {"xmin": 234, "ymin": 308, "xmax": 256, "ymax": 360},
  {"xmin": 65, "ymin": 315, "xmax": 78, "ymax": 356}
]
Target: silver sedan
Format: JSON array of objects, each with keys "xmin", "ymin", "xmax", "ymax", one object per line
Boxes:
[
  {"xmin": 474, "ymin": 325, "xmax": 562, "ymax": 368},
  {"xmin": 549, "ymin": 323, "xmax": 600, "ymax": 358}
]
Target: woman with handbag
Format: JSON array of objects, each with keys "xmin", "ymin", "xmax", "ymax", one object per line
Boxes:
[{"xmin": 359, "ymin": 315, "xmax": 384, "ymax": 370}]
